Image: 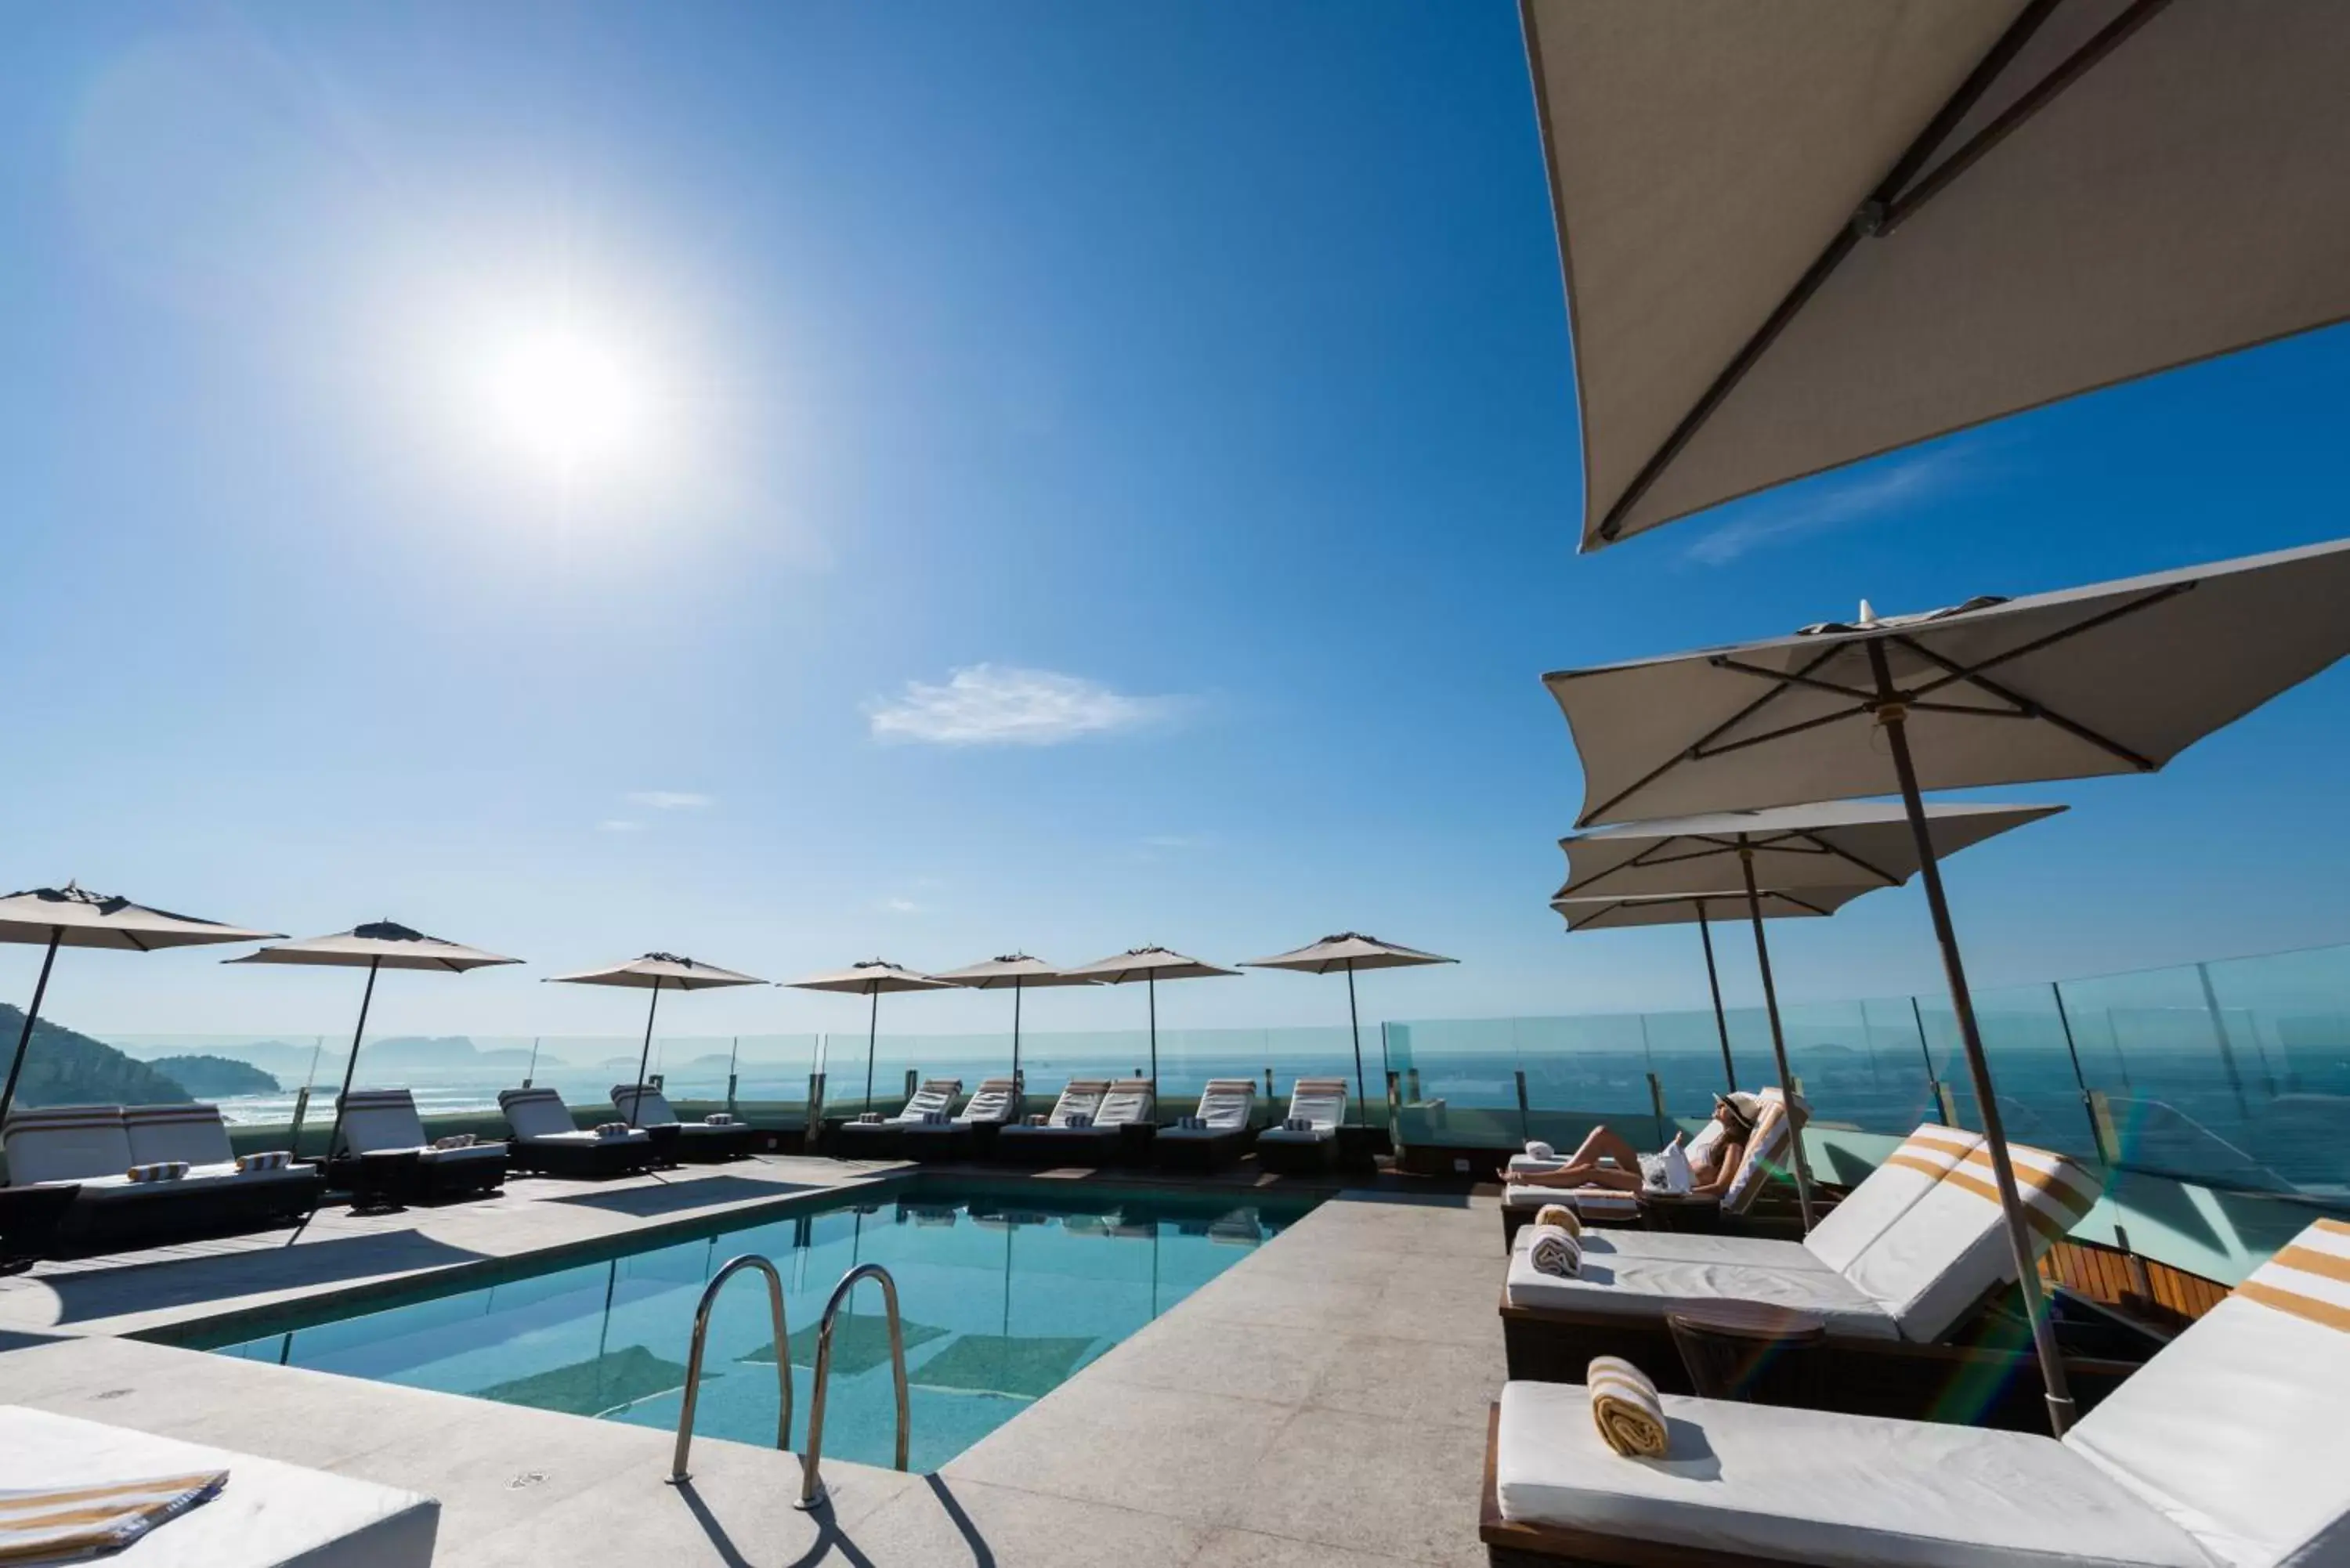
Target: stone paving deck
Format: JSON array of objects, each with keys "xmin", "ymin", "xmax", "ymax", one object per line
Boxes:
[{"xmin": 0, "ymin": 1162, "xmax": 1502, "ymax": 1566}]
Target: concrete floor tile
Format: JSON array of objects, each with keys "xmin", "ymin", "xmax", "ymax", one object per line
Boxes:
[
  {"xmin": 844, "ymin": 1476, "xmax": 1210, "ymax": 1567},
  {"xmin": 1086, "ymin": 1314, "xmax": 1340, "ymax": 1406},
  {"xmin": 1171, "ymin": 1266, "xmax": 1379, "ymax": 1332},
  {"xmin": 1220, "ymin": 1407, "xmax": 1487, "ymax": 1566},
  {"xmin": 1188, "ymin": 1526, "xmax": 1448, "ymax": 1567},
  {"xmin": 945, "ymin": 1378, "xmax": 1290, "ymax": 1523},
  {"xmin": 1307, "ymin": 1334, "xmax": 1502, "ymax": 1431}
]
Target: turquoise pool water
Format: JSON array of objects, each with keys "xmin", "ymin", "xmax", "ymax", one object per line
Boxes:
[{"xmin": 208, "ymin": 1181, "xmax": 1314, "ymax": 1472}]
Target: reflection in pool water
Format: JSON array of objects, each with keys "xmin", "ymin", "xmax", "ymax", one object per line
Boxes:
[{"xmin": 211, "ymin": 1183, "xmax": 1314, "ymax": 1471}]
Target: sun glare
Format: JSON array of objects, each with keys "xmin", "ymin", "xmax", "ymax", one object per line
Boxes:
[{"xmin": 472, "ymin": 319, "xmax": 660, "ymax": 485}]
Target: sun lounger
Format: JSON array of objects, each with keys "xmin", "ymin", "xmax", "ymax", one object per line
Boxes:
[
  {"xmin": 996, "ymin": 1078, "xmax": 1159, "ymax": 1165},
  {"xmin": 0, "ymin": 1404, "xmax": 439, "ymax": 1567},
  {"xmin": 1254, "ymin": 1078, "xmax": 1349, "ymax": 1174},
  {"xmin": 1500, "ymin": 1129, "xmax": 2133, "ymax": 1425},
  {"xmin": 1500, "ymin": 1089, "xmax": 1802, "ymax": 1244},
  {"xmin": 608, "ymin": 1084, "xmax": 754, "ymax": 1165},
  {"xmin": 1481, "ymin": 1216, "xmax": 2350, "ymax": 1568},
  {"xmin": 333, "ymin": 1089, "xmax": 507, "ymax": 1205},
  {"xmin": 829, "ymin": 1078, "xmax": 961, "ymax": 1161},
  {"xmin": 1153, "ymin": 1078, "xmax": 1259, "ymax": 1170},
  {"xmin": 496, "ymin": 1088, "xmax": 657, "ymax": 1179},
  {"xmin": 900, "ymin": 1076, "xmax": 1019, "ymax": 1160},
  {"xmin": 1, "ymin": 1104, "xmax": 321, "ymax": 1248}
]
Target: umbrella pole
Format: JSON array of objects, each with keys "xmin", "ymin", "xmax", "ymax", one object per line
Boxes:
[
  {"xmin": 1346, "ymin": 959, "xmax": 1365, "ymax": 1128},
  {"xmin": 1147, "ymin": 971, "xmax": 1159, "ymax": 1113},
  {"xmin": 627, "ymin": 981, "xmax": 664, "ymax": 1129},
  {"xmin": 0, "ymin": 927, "xmax": 64, "ymax": 1129},
  {"xmin": 864, "ymin": 985, "xmax": 880, "ymax": 1116},
  {"xmin": 1737, "ymin": 851, "xmax": 1814, "ymax": 1231},
  {"xmin": 1011, "ymin": 978, "xmax": 1022, "ymax": 1102},
  {"xmin": 1869, "ymin": 641, "xmax": 2075, "ymax": 1436},
  {"xmin": 320, "ymin": 957, "xmax": 381, "ymax": 1169},
  {"xmin": 1696, "ymin": 906, "xmax": 1737, "ymax": 1092}
]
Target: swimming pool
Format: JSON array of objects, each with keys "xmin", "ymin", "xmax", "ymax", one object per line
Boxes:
[{"xmin": 203, "ymin": 1180, "xmax": 1317, "ymax": 1472}]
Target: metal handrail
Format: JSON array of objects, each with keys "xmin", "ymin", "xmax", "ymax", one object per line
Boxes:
[
  {"xmin": 794, "ymin": 1262, "xmax": 909, "ymax": 1510},
  {"xmin": 668, "ymin": 1253, "xmax": 791, "ymax": 1484}
]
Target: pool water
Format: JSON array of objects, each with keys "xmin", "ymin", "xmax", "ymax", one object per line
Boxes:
[{"xmin": 208, "ymin": 1182, "xmax": 1314, "ymax": 1472}]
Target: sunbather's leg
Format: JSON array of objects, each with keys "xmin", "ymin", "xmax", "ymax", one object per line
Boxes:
[
  {"xmin": 1507, "ymin": 1161, "xmax": 1640, "ymax": 1190},
  {"xmin": 1567, "ymin": 1125, "xmax": 1643, "ymax": 1170}
]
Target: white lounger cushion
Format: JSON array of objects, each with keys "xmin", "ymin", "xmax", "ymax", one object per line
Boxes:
[
  {"xmin": 123, "ymin": 1105, "xmax": 240, "ymax": 1167},
  {"xmin": 951, "ymin": 1079, "xmax": 1018, "ymax": 1125},
  {"xmin": 2063, "ymin": 1219, "xmax": 2350, "ymax": 1568},
  {"xmin": 1513, "ymin": 1225, "xmax": 1828, "ymax": 1271},
  {"xmin": 1841, "ymin": 1140, "xmax": 2099, "ymax": 1342},
  {"xmin": 0, "ymin": 1405, "xmax": 439, "ymax": 1568},
  {"xmin": 1802, "ymin": 1125, "xmax": 1983, "ymax": 1273},
  {"xmin": 1495, "ymin": 1381, "xmax": 2213, "ymax": 1568},
  {"xmin": 1504, "ymin": 1248, "xmax": 1900, "ymax": 1341},
  {"xmin": 1095, "ymin": 1084, "xmax": 1152, "ymax": 1127},
  {"xmin": 1282, "ymin": 1078, "xmax": 1347, "ymax": 1132},
  {"xmin": 1039, "ymin": 1082, "xmax": 1107, "ymax": 1128},
  {"xmin": 1161, "ymin": 1079, "xmax": 1255, "ymax": 1135},
  {"xmin": 2, "ymin": 1105, "xmax": 136, "ymax": 1184},
  {"xmin": 501, "ymin": 1089, "xmax": 587, "ymax": 1141}
]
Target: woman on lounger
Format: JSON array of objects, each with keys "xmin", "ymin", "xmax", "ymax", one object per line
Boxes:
[{"xmin": 1504, "ymin": 1094, "xmax": 1754, "ymax": 1196}]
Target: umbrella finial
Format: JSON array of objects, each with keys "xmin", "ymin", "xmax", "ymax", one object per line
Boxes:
[{"xmin": 1858, "ymin": 598, "xmax": 1876, "ymax": 625}]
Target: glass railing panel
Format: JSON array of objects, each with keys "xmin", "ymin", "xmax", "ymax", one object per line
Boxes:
[
  {"xmin": 1773, "ymin": 999, "xmax": 1918, "ymax": 1136},
  {"xmin": 1637, "ymin": 1007, "xmax": 1741, "ymax": 1121},
  {"xmin": 1858, "ymin": 996, "xmax": 1943, "ymax": 1132},
  {"xmin": 1383, "ymin": 1017, "xmax": 1530, "ymax": 1149},
  {"xmin": 1965, "ymin": 984, "xmax": 2100, "ymax": 1161},
  {"xmin": 90, "ymin": 1033, "xmax": 331, "ymax": 1129}
]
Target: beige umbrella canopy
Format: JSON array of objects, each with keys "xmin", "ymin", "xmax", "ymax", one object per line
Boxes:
[
  {"xmin": 0, "ymin": 883, "xmax": 281, "ymax": 1126},
  {"xmin": 1524, "ymin": 0, "xmax": 2350, "ymax": 550},
  {"xmin": 546, "ymin": 954, "xmax": 765, "ymax": 1126},
  {"xmin": 231, "ymin": 921, "xmax": 522, "ymax": 1162},
  {"xmin": 783, "ymin": 959, "xmax": 953, "ymax": 1118},
  {"xmin": 1242, "ymin": 934, "xmax": 1455, "ymax": 1121},
  {"xmin": 1540, "ymin": 540, "xmax": 2350, "ymax": 1435},
  {"xmin": 928, "ymin": 955, "xmax": 1097, "ymax": 1088},
  {"xmin": 1061, "ymin": 947, "xmax": 1241, "ymax": 1107}
]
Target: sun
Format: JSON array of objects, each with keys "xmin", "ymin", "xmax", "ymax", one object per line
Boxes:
[{"xmin": 475, "ymin": 320, "xmax": 656, "ymax": 482}]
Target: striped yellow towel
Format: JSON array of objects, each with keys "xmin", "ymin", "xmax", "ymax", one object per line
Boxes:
[
  {"xmin": 0, "ymin": 1470, "xmax": 226, "ymax": 1563},
  {"xmin": 124, "ymin": 1162, "xmax": 189, "ymax": 1184},
  {"xmin": 1588, "ymin": 1357, "xmax": 1669, "ymax": 1459},
  {"xmin": 1528, "ymin": 1223, "xmax": 1582, "ymax": 1277},
  {"xmin": 1534, "ymin": 1203, "xmax": 1582, "ymax": 1237}
]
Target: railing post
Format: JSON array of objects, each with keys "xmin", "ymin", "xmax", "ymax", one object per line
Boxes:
[
  {"xmin": 1911, "ymin": 996, "xmax": 1947, "ymax": 1124},
  {"xmin": 2050, "ymin": 982, "xmax": 2110, "ymax": 1165},
  {"xmin": 1936, "ymin": 1081, "xmax": 1961, "ymax": 1128},
  {"xmin": 797, "ymin": 1263, "xmax": 909, "ymax": 1511},
  {"xmin": 670, "ymin": 1255, "xmax": 791, "ymax": 1484},
  {"xmin": 1385, "ymin": 1070, "xmax": 1401, "ymax": 1148},
  {"xmin": 805, "ymin": 1071, "xmax": 826, "ymax": 1153},
  {"xmin": 1647, "ymin": 1072, "xmax": 1668, "ymax": 1147},
  {"xmin": 287, "ymin": 1086, "xmax": 312, "ymax": 1160},
  {"xmin": 2193, "ymin": 963, "xmax": 2257, "ymax": 1118},
  {"xmin": 1513, "ymin": 1069, "xmax": 1531, "ymax": 1144},
  {"xmin": 2088, "ymin": 1089, "xmax": 2120, "ymax": 1169}
]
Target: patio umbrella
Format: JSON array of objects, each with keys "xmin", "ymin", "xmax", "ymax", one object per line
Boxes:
[
  {"xmin": 1241, "ymin": 934, "xmax": 1455, "ymax": 1126},
  {"xmin": 544, "ymin": 954, "xmax": 765, "ymax": 1127},
  {"xmin": 1557, "ymin": 797, "xmax": 2063, "ymax": 1224},
  {"xmin": 1551, "ymin": 885, "xmax": 1882, "ymax": 1095},
  {"xmin": 927, "ymin": 955, "xmax": 1097, "ymax": 1094},
  {"xmin": 783, "ymin": 959, "xmax": 953, "ymax": 1118},
  {"xmin": 1540, "ymin": 539, "xmax": 2350, "ymax": 1433},
  {"xmin": 1059, "ymin": 947, "xmax": 1241, "ymax": 1113},
  {"xmin": 230, "ymin": 922, "xmax": 521, "ymax": 1162},
  {"xmin": 0, "ymin": 884, "xmax": 280, "ymax": 1128},
  {"xmin": 1522, "ymin": 1, "xmax": 2350, "ymax": 550}
]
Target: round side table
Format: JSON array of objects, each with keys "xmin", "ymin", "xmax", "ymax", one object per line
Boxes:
[{"xmin": 1666, "ymin": 1300, "xmax": 1828, "ymax": 1406}]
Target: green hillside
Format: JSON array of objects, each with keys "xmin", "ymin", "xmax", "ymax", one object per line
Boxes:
[
  {"xmin": 150, "ymin": 1054, "xmax": 280, "ymax": 1098},
  {"xmin": 0, "ymin": 1006, "xmax": 193, "ymax": 1110}
]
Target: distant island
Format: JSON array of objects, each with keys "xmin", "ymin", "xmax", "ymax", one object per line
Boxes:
[
  {"xmin": 0, "ymin": 1005, "xmax": 193, "ymax": 1109},
  {"xmin": 147, "ymin": 1054, "xmax": 281, "ymax": 1099}
]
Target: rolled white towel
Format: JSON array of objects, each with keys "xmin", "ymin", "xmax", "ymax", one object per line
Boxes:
[
  {"xmin": 1524, "ymin": 1140, "xmax": 1555, "ymax": 1160},
  {"xmin": 1534, "ymin": 1203, "xmax": 1582, "ymax": 1237},
  {"xmin": 592, "ymin": 1122, "xmax": 633, "ymax": 1139},
  {"xmin": 856, "ymin": 1111, "xmax": 884, "ymax": 1124},
  {"xmin": 1064, "ymin": 1112, "xmax": 1094, "ymax": 1129},
  {"xmin": 1527, "ymin": 1223, "xmax": 1582, "ymax": 1277},
  {"xmin": 1588, "ymin": 1357, "xmax": 1669, "ymax": 1458},
  {"xmin": 1177, "ymin": 1114, "xmax": 1205, "ymax": 1129},
  {"xmin": 1281, "ymin": 1116, "xmax": 1313, "ymax": 1133},
  {"xmin": 235, "ymin": 1151, "xmax": 292, "ymax": 1173},
  {"xmin": 125, "ymin": 1161, "xmax": 190, "ymax": 1183},
  {"xmin": 431, "ymin": 1133, "xmax": 478, "ymax": 1151},
  {"xmin": 702, "ymin": 1113, "xmax": 738, "ymax": 1126}
]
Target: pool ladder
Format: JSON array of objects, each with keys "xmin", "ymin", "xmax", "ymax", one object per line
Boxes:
[{"xmin": 665, "ymin": 1255, "xmax": 910, "ymax": 1514}]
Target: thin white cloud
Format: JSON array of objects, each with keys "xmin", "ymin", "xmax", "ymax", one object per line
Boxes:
[
  {"xmin": 1680, "ymin": 446, "xmax": 1980, "ymax": 567},
  {"xmin": 868, "ymin": 664, "xmax": 1183, "ymax": 747},
  {"xmin": 877, "ymin": 897, "xmax": 925, "ymax": 915},
  {"xmin": 596, "ymin": 818, "xmax": 644, "ymax": 833},
  {"xmin": 625, "ymin": 790, "xmax": 712, "ymax": 810}
]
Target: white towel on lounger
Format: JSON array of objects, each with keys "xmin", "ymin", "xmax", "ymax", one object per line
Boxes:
[{"xmin": 1528, "ymin": 1223, "xmax": 1582, "ymax": 1277}]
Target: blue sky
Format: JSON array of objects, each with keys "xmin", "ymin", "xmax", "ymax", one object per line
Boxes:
[{"xmin": 3, "ymin": 1, "xmax": 2347, "ymax": 1045}]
